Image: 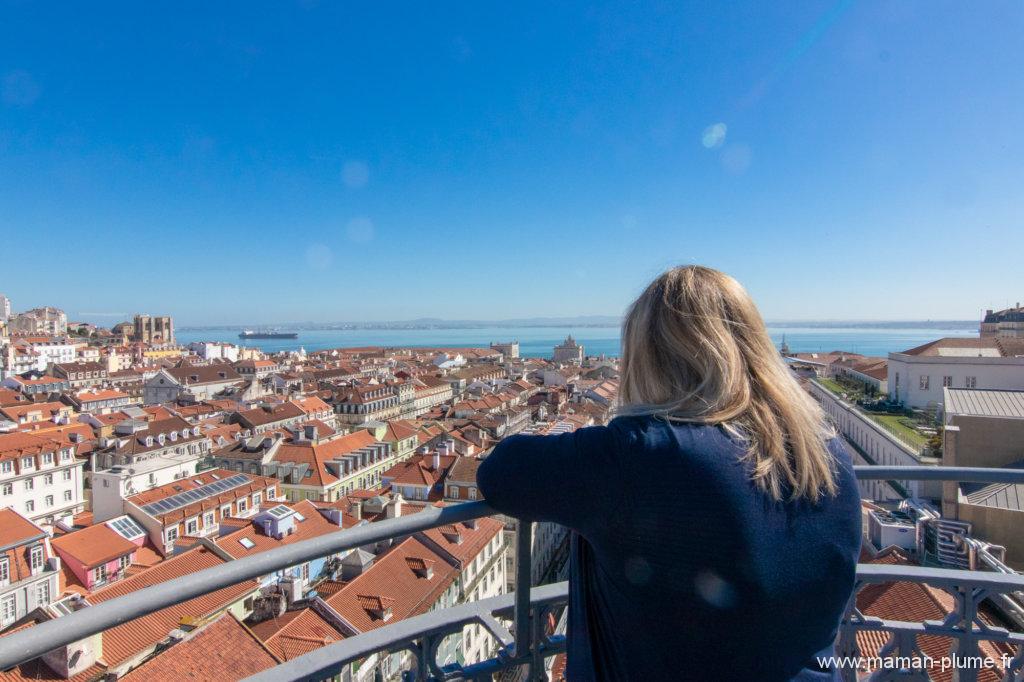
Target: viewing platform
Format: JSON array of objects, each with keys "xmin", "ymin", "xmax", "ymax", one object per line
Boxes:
[{"xmin": 2, "ymin": 467, "xmax": 1024, "ymax": 681}]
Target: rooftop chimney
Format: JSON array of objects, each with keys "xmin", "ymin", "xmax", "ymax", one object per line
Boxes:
[{"xmin": 432, "ymin": 450, "xmax": 441, "ymax": 470}]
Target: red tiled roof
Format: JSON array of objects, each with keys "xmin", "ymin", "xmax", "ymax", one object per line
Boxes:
[
  {"xmin": 324, "ymin": 537, "xmax": 457, "ymax": 633},
  {"xmin": 273, "ymin": 430, "xmax": 379, "ymax": 487},
  {"xmin": 122, "ymin": 612, "xmax": 278, "ymax": 680},
  {"xmin": 88, "ymin": 545, "xmax": 260, "ymax": 667},
  {"xmin": 51, "ymin": 523, "xmax": 137, "ymax": 569},
  {"xmin": 249, "ymin": 607, "xmax": 346, "ymax": 661}
]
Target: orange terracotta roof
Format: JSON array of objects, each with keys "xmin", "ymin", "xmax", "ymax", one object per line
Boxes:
[
  {"xmin": 324, "ymin": 537, "xmax": 457, "ymax": 633},
  {"xmin": 51, "ymin": 523, "xmax": 138, "ymax": 569},
  {"xmin": 88, "ymin": 545, "xmax": 260, "ymax": 667},
  {"xmin": 249, "ymin": 608, "xmax": 347, "ymax": 661},
  {"xmin": 122, "ymin": 612, "xmax": 278, "ymax": 680},
  {"xmin": 273, "ymin": 430, "xmax": 380, "ymax": 487}
]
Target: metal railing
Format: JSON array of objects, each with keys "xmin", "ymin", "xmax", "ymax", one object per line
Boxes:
[{"xmin": 1, "ymin": 467, "xmax": 1024, "ymax": 682}]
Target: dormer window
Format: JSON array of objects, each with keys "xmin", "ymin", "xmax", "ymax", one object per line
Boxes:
[
  {"xmin": 440, "ymin": 525, "xmax": 463, "ymax": 545},
  {"xmin": 406, "ymin": 557, "xmax": 435, "ymax": 579},
  {"xmin": 358, "ymin": 594, "xmax": 394, "ymax": 622},
  {"xmin": 30, "ymin": 545, "xmax": 44, "ymax": 574}
]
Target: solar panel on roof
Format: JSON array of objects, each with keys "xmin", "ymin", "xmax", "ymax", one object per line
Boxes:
[{"xmin": 139, "ymin": 472, "xmax": 252, "ymax": 516}]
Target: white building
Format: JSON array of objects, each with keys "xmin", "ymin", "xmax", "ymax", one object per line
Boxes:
[
  {"xmin": 188, "ymin": 341, "xmax": 241, "ymax": 362},
  {"xmin": 888, "ymin": 337, "xmax": 1024, "ymax": 410},
  {"xmin": 0, "ymin": 508, "xmax": 62, "ymax": 631},
  {"xmin": 90, "ymin": 416, "xmax": 212, "ymax": 521},
  {"xmin": 0, "ymin": 431, "xmax": 87, "ymax": 527},
  {"xmin": 9, "ymin": 307, "xmax": 67, "ymax": 336},
  {"xmin": 0, "ymin": 294, "xmax": 10, "ymax": 323},
  {"xmin": 143, "ymin": 364, "xmax": 244, "ymax": 404}
]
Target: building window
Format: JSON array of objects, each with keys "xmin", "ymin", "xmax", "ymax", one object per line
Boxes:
[
  {"xmin": 966, "ymin": 376, "xmax": 977, "ymax": 388},
  {"xmin": 64, "ymin": 490, "xmax": 72, "ymax": 502},
  {"xmin": 62, "ymin": 469, "xmax": 72, "ymax": 481},
  {"xmin": 221, "ymin": 504, "xmax": 231, "ymax": 518},
  {"xmin": 42, "ymin": 453, "xmax": 54, "ymax": 465},
  {"xmin": 252, "ymin": 492, "xmax": 262, "ymax": 507},
  {"xmin": 186, "ymin": 519, "xmax": 198, "ymax": 535},
  {"xmin": 1, "ymin": 483, "xmax": 11, "ymax": 496},
  {"xmin": 1, "ymin": 595, "xmax": 15, "ymax": 626},
  {"xmin": 0, "ymin": 461, "xmax": 11, "ymax": 474},
  {"xmin": 44, "ymin": 495, "xmax": 53, "ymax": 508},
  {"xmin": 204, "ymin": 512, "xmax": 214, "ymax": 528},
  {"xmin": 0, "ymin": 559, "xmax": 8, "ymax": 585},
  {"xmin": 43, "ymin": 474, "xmax": 53, "ymax": 485},
  {"xmin": 25, "ymin": 500, "xmax": 34, "ymax": 513},
  {"xmin": 237, "ymin": 499, "xmax": 248, "ymax": 514},
  {"xmin": 919, "ymin": 375, "xmax": 930, "ymax": 390},
  {"xmin": 24, "ymin": 478, "xmax": 33, "ymax": 491},
  {"xmin": 166, "ymin": 527, "xmax": 179, "ymax": 543},
  {"xmin": 119, "ymin": 555, "xmax": 131, "ymax": 570},
  {"xmin": 93, "ymin": 565, "xmax": 107, "ymax": 584},
  {"xmin": 30, "ymin": 546, "xmax": 44, "ymax": 573},
  {"xmin": 943, "ymin": 376, "xmax": 953, "ymax": 387},
  {"xmin": 468, "ymin": 487, "xmax": 477, "ymax": 500},
  {"xmin": 35, "ymin": 577, "xmax": 50, "ymax": 606}
]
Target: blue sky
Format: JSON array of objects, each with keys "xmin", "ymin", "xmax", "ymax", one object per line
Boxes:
[{"xmin": 1, "ymin": 1, "xmax": 1021, "ymax": 326}]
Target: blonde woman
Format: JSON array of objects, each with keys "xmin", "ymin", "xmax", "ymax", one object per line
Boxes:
[{"xmin": 478, "ymin": 266, "xmax": 861, "ymax": 681}]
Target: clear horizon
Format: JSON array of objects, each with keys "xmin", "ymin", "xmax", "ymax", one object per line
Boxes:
[{"xmin": 2, "ymin": 2, "xmax": 1022, "ymax": 324}]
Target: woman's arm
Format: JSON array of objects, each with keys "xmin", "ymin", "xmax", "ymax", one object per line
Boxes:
[{"xmin": 476, "ymin": 425, "xmax": 622, "ymax": 531}]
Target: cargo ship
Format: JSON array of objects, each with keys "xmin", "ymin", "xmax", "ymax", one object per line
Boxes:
[{"xmin": 238, "ymin": 330, "xmax": 299, "ymax": 339}]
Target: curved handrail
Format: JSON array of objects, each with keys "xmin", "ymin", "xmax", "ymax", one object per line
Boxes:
[{"xmin": 1, "ymin": 466, "xmax": 1023, "ymax": 674}]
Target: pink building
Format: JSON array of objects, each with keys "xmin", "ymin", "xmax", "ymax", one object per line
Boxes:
[{"xmin": 51, "ymin": 516, "xmax": 146, "ymax": 591}]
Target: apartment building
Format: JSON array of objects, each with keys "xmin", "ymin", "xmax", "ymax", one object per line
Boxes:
[
  {"xmin": 51, "ymin": 361, "xmax": 109, "ymax": 389},
  {"xmin": 0, "ymin": 508, "xmax": 62, "ymax": 630},
  {"xmin": 50, "ymin": 515, "xmax": 147, "ymax": 591},
  {"xmin": 143, "ymin": 364, "xmax": 244, "ymax": 404},
  {"xmin": 412, "ymin": 375, "xmax": 453, "ymax": 416},
  {"xmin": 124, "ymin": 468, "xmax": 280, "ymax": 555},
  {"xmin": 1, "ymin": 375, "xmax": 70, "ymax": 396},
  {"xmin": 0, "ymin": 431, "xmax": 86, "ymax": 526},
  {"xmin": 333, "ymin": 383, "xmax": 402, "ymax": 425},
  {"xmin": 91, "ymin": 416, "xmax": 212, "ymax": 522},
  {"xmin": 9, "ymin": 307, "xmax": 67, "ymax": 336},
  {"xmin": 68, "ymin": 388, "xmax": 136, "ymax": 414},
  {"xmin": 981, "ymin": 303, "xmax": 1024, "ymax": 338},
  {"xmin": 417, "ymin": 514, "xmax": 507, "ymax": 665}
]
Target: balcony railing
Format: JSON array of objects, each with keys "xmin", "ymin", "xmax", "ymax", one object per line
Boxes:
[{"xmin": 2, "ymin": 467, "xmax": 1024, "ymax": 681}]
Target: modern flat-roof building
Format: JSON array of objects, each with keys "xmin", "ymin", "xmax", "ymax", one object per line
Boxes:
[{"xmin": 942, "ymin": 387, "xmax": 1024, "ymax": 566}]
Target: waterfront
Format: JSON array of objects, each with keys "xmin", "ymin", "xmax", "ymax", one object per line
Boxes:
[{"xmin": 175, "ymin": 325, "xmax": 978, "ymax": 359}]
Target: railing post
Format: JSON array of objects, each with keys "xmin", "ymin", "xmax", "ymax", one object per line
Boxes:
[{"xmin": 513, "ymin": 519, "xmax": 534, "ymax": 665}]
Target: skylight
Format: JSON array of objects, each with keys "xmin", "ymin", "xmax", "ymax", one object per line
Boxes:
[
  {"xmin": 106, "ymin": 515, "xmax": 145, "ymax": 540},
  {"xmin": 238, "ymin": 537, "xmax": 255, "ymax": 549}
]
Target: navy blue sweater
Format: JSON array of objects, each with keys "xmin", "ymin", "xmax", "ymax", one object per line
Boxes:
[{"xmin": 476, "ymin": 416, "xmax": 862, "ymax": 681}]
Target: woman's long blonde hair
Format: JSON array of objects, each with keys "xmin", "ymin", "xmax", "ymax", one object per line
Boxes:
[{"xmin": 618, "ymin": 265, "xmax": 837, "ymax": 502}]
